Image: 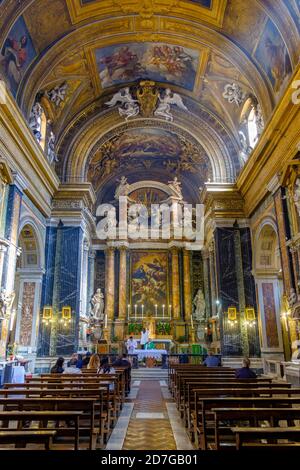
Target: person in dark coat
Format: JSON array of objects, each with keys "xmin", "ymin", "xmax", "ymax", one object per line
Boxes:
[
  {"xmin": 50, "ymin": 357, "xmax": 64, "ymax": 374},
  {"xmin": 235, "ymin": 357, "xmax": 257, "ymax": 379}
]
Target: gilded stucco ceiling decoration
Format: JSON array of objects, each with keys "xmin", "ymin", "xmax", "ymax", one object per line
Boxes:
[{"xmin": 0, "ymin": 0, "xmax": 299, "ymax": 195}]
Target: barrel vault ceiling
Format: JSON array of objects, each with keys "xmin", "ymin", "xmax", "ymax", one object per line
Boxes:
[{"xmin": 0, "ymin": 0, "xmax": 299, "ymax": 202}]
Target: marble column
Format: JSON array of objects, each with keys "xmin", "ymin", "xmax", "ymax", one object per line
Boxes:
[
  {"xmin": 202, "ymin": 250, "xmax": 211, "ymax": 319},
  {"xmin": 209, "ymin": 242, "xmax": 217, "ymax": 316},
  {"xmin": 118, "ymin": 247, "xmax": 127, "ymax": 320},
  {"xmin": 183, "ymin": 249, "xmax": 192, "ymax": 321},
  {"xmin": 171, "ymin": 247, "xmax": 180, "ymax": 320},
  {"xmin": 105, "ymin": 247, "xmax": 115, "ymax": 321},
  {"xmin": 0, "ymin": 243, "xmax": 8, "ymax": 285},
  {"xmin": 87, "ymin": 250, "xmax": 96, "ymax": 315},
  {"xmin": 233, "ymin": 227, "xmax": 249, "ymax": 358}
]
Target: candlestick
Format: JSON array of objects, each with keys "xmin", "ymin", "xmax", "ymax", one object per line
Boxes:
[
  {"xmin": 191, "ymin": 315, "xmax": 194, "ymax": 329},
  {"xmin": 134, "ymin": 304, "xmax": 137, "ymax": 320},
  {"xmin": 155, "ymin": 304, "xmax": 158, "ymax": 317},
  {"xmin": 162, "ymin": 304, "xmax": 165, "ymax": 318},
  {"xmin": 104, "ymin": 313, "xmax": 108, "ymax": 329},
  {"xmin": 141, "ymin": 304, "xmax": 144, "ymax": 318}
]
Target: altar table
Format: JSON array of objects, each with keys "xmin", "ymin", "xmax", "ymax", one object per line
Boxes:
[{"xmin": 132, "ymin": 349, "xmax": 168, "ymax": 361}]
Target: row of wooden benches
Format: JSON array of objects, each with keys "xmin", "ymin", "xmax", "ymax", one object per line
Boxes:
[
  {"xmin": 0, "ymin": 366, "xmax": 131, "ymax": 450},
  {"xmin": 168, "ymin": 363, "xmax": 300, "ymax": 450}
]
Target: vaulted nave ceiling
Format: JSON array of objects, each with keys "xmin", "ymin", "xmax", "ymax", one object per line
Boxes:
[{"xmin": 0, "ymin": 0, "xmax": 299, "ymax": 202}]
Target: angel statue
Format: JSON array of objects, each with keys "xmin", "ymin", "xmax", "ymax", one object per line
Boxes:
[
  {"xmin": 193, "ymin": 289, "xmax": 206, "ymax": 322},
  {"xmin": 168, "ymin": 176, "xmax": 183, "ymax": 200},
  {"xmin": 154, "ymin": 88, "xmax": 188, "ymax": 122},
  {"xmin": 105, "ymin": 87, "xmax": 140, "ymax": 121},
  {"xmin": 90, "ymin": 288, "xmax": 104, "ymax": 321},
  {"xmin": 114, "ymin": 176, "xmax": 131, "ymax": 199},
  {"xmin": 0, "ymin": 289, "xmax": 15, "ymax": 319}
]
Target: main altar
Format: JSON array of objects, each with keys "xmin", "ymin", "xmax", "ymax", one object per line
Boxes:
[{"xmin": 81, "ymin": 177, "xmax": 211, "ymax": 354}]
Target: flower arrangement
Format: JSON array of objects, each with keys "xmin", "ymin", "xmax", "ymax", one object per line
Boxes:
[
  {"xmin": 128, "ymin": 323, "xmax": 143, "ymax": 335},
  {"xmin": 156, "ymin": 322, "xmax": 171, "ymax": 335}
]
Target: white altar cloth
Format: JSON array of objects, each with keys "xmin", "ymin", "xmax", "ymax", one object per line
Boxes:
[{"xmin": 132, "ymin": 349, "xmax": 168, "ymax": 360}]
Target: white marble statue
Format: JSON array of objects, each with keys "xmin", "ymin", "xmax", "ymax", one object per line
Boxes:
[
  {"xmin": 114, "ymin": 176, "xmax": 131, "ymax": 199},
  {"xmin": 168, "ymin": 176, "xmax": 183, "ymax": 200},
  {"xmin": 193, "ymin": 289, "xmax": 206, "ymax": 321},
  {"xmin": 47, "ymin": 131, "xmax": 58, "ymax": 164},
  {"xmin": 294, "ymin": 178, "xmax": 300, "ymax": 218},
  {"xmin": 0, "ymin": 288, "xmax": 15, "ymax": 319},
  {"xmin": 47, "ymin": 82, "xmax": 68, "ymax": 107},
  {"xmin": 239, "ymin": 130, "xmax": 252, "ymax": 164},
  {"xmin": 29, "ymin": 102, "xmax": 43, "ymax": 142},
  {"xmin": 154, "ymin": 88, "xmax": 188, "ymax": 122},
  {"xmin": 105, "ymin": 87, "xmax": 140, "ymax": 121},
  {"xmin": 91, "ymin": 288, "xmax": 105, "ymax": 320},
  {"xmin": 222, "ymin": 83, "xmax": 246, "ymax": 106}
]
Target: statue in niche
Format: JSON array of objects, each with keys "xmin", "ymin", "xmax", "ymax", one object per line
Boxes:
[
  {"xmin": 154, "ymin": 88, "xmax": 188, "ymax": 122},
  {"xmin": 0, "ymin": 289, "xmax": 15, "ymax": 319},
  {"xmin": 168, "ymin": 176, "xmax": 183, "ymax": 200},
  {"xmin": 29, "ymin": 102, "xmax": 43, "ymax": 142},
  {"xmin": 47, "ymin": 131, "xmax": 58, "ymax": 164},
  {"xmin": 294, "ymin": 178, "xmax": 300, "ymax": 218},
  {"xmin": 90, "ymin": 288, "xmax": 105, "ymax": 321},
  {"xmin": 239, "ymin": 130, "xmax": 252, "ymax": 164},
  {"xmin": 105, "ymin": 87, "xmax": 140, "ymax": 121},
  {"xmin": 193, "ymin": 289, "xmax": 206, "ymax": 322}
]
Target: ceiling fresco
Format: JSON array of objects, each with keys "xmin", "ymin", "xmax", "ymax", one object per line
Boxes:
[
  {"xmin": 96, "ymin": 43, "xmax": 199, "ymax": 91},
  {"xmin": 0, "ymin": 0, "xmax": 299, "ymax": 201},
  {"xmin": 86, "ymin": 127, "xmax": 212, "ymax": 202}
]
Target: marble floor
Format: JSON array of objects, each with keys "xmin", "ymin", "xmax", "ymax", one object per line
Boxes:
[{"xmin": 106, "ymin": 379, "xmax": 193, "ymax": 450}]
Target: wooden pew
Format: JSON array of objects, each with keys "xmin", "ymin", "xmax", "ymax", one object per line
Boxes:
[
  {"xmin": 0, "ymin": 410, "xmax": 82, "ymax": 450},
  {"xmin": 0, "ymin": 397, "xmax": 99, "ymax": 449},
  {"xmin": 0, "ymin": 430, "xmax": 57, "ymax": 450},
  {"xmin": 193, "ymin": 395, "xmax": 300, "ymax": 450},
  {"xmin": 213, "ymin": 408, "xmax": 300, "ymax": 450},
  {"xmin": 231, "ymin": 426, "xmax": 300, "ymax": 449}
]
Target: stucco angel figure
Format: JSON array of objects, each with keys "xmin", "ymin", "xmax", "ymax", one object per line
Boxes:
[
  {"xmin": 105, "ymin": 87, "xmax": 140, "ymax": 121},
  {"xmin": 91, "ymin": 288, "xmax": 105, "ymax": 321},
  {"xmin": 114, "ymin": 176, "xmax": 131, "ymax": 199},
  {"xmin": 0, "ymin": 289, "xmax": 15, "ymax": 319},
  {"xmin": 294, "ymin": 178, "xmax": 300, "ymax": 218},
  {"xmin": 193, "ymin": 289, "xmax": 206, "ymax": 321},
  {"xmin": 168, "ymin": 176, "xmax": 183, "ymax": 200},
  {"xmin": 154, "ymin": 88, "xmax": 188, "ymax": 122}
]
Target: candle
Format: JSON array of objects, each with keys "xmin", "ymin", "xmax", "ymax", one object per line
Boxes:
[
  {"xmin": 162, "ymin": 304, "xmax": 165, "ymax": 318},
  {"xmin": 155, "ymin": 304, "xmax": 158, "ymax": 317},
  {"xmin": 104, "ymin": 314, "xmax": 108, "ymax": 328},
  {"xmin": 191, "ymin": 316, "xmax": 194, "ymax": 329},
  {"xmin": 127, "ymin": 304, "xmax": 131, "ymax": 320},
  {"xmin": 169, "ymin": 305, "xmax": 172, "ymax": 318},
  {"xmin": 134, "ymin": 304, "xmax": 137, "ymax": 319},
  {"xmin": 141, "ymin": 304, "xmax": 144, "ymax": 318}
]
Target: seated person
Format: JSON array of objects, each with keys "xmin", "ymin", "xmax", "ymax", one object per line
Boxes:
[
  {"xmin": 235, "ymin": 357, "xmax": 257, "ymax": 379},
  {"xmin": 99, "ymin": 357, "xmax": 116, "ymax": 390},
  {"xmin": 112, "ymin": 354, "xmax": 131, "ymax": 368},
  {"xmin": 50, "ymin": 357, "xmax": 64, "ymax": 373},
  {"xmin": 203, "ymin": 351, "xmax": 221, "ymax": 367}
]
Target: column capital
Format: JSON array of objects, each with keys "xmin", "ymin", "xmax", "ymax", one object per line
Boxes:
[{"xmin": 88, "ymin": 250, "xmax": 96, "ymax": 259}]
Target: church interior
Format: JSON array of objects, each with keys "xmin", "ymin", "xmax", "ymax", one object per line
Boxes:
[{"xmin": 0, "ymin": 0, "xmax": 300, "ymax": 452}]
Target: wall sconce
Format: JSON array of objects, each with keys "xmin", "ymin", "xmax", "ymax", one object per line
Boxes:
[
  {"xmin": 60, "ymin": 306, "xmax": 72, "ymax": 326},
  {"xmin": 42, "ymin": 306, "xmax": 53, "ymax": 325},
  {"xmin": 228, "ymin": 307, "xmax": 237, "ymax": 321},
  {"xmin": 245, "ymin": 307, "xmax": 256, "ymax": 321}
]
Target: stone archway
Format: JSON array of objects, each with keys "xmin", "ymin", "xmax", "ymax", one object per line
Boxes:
[
  {"xmin": 12, "ymin": 223, "xmax": 44, "ymax": 370},
  {"xmin": 253, "ymin": 221, "xmax": 284, "ymax": 361}
]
